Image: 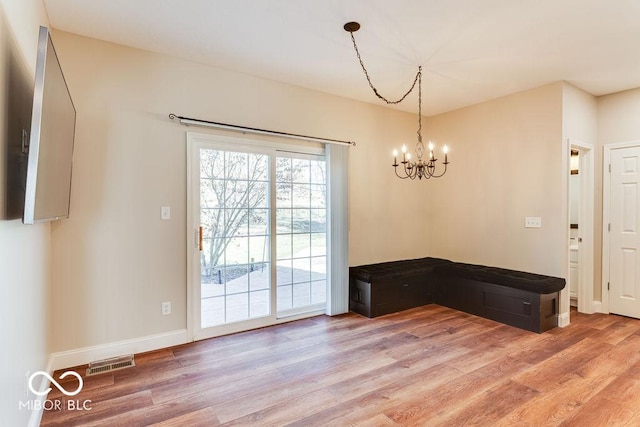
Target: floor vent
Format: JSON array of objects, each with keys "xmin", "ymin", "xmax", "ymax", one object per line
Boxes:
[{"xmin": 86, "ymin": 354, "xmax": 135, "ymax": 376}]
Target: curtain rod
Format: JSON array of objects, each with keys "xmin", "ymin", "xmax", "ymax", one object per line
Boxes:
[{"xmin": 169, "ymin": 114, "xmax": 356, "ymax": 147}]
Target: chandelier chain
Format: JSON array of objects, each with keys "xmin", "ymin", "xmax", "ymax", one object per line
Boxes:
[
  {"xmin": 345, "ymin": 21, "xmax": 449, "ymax": 180},
  {"xmin": 349, "ymin": 32, "xmax": 421, "ymax": 105}
]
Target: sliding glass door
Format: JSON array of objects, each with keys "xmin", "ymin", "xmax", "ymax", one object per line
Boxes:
[
  {"xmin": 275, "ymin": 157, "xmax": 327, "ymax": 314},
  {"xmin": 188, "ymin": 134, "xmax": 327, "ymax": 339},
  {"xmin": 199, "ymin": 148, "xmax": 271, "ymax": 327}
]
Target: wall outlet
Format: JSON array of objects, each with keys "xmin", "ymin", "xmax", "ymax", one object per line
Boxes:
[
  {"xmin": 525, "ymin": 217, "xmax": 542, "ymax": 228},
  {"xmin": 161, "ymin": 302, "xmax": 171, "ymax": 316},
  {"xmin": 161, "ymin": 206, "xmax": 171, "ymax": 220}
]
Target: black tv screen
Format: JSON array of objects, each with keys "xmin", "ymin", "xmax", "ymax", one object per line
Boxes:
[{"xmin": 23, "ymin": 26, "xmax": 75, "ymax": 224}]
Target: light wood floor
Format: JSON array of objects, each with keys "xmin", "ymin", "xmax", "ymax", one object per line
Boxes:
[{"xmin": 41, "ymin": 305, "xmax": 640, "ymax": 426}]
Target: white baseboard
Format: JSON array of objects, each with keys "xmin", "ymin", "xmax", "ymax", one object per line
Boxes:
[
  {"xmin": 51, "ymin": 329, "xmax": 188, "ymax": 371},
  {"xmin": 558, "ymin": 312, "xmax": 571, "ymax": 328},
  {"xmin": 593, "ymin": 301, "xmax": 604, "ymax": 313}
]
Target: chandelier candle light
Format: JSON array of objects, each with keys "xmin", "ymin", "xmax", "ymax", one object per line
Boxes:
[{"xmin": 344, "ymin": 21, "xmax": 450, "ymax": 180}]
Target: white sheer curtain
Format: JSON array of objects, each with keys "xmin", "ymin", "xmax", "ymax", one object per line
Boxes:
[{"xmin": 326, "ymin": 143, "xmax": 350, "ymax": 315}]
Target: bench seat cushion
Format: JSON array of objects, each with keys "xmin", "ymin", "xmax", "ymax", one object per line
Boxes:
[
  {"xmin": 349, "ymin": 257, "xmax": 452, "ymax": 282},
  {"xmin": 435, "ymin": 263, "xmax": 565, "ymax": 294}
]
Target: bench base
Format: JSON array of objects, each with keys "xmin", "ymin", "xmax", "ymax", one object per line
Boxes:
[
  {"xmin": 436, "ymin": 276, "xmax": 558, "ymax": 333},
  {"xmin": 349, "ymin": 275, "xmax": 559, "ymax": 333},
  {"xmin": 349, "ymin": 276, "xmax": 432, "ymax": 318}
]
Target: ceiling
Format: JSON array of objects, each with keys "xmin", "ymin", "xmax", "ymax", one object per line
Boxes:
[{"xmin": 43, "ymin": 0, "xmax": 640, "ymax": 116}]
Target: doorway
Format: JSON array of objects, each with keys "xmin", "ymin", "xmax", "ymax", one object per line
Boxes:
[
  {"xmin": 567, "ymin": 139, "xmax": 595, "ymax": 314},
  {"xmin": 604, "ymin": 142, "xmax": 640, "ymax": 318},
  {"xmin": 187, "ymin": 132, "xmax": 328, "ymax": 340}
]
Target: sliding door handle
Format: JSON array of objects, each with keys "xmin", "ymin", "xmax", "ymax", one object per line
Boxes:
[{"xmin": 198, "ymin": 226, "xmax": 203, "ymax": 251}]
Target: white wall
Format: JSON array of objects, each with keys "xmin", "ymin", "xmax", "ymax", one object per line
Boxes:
[
  {"xmin": 49, "ymin": 31, "xmax": 430, "ymax": 355},
  {"xmin": 0, "ymin": 1, "xmax": 52, "ymax": 426},
  {"xmin": 561, "ymin": 83, "xmax": 598, "ymax": 306},
  {"xmin": 599, "ymin": 87, "xmax": 640, "ymax": 144},
  {"xmin": 598, "ymin": 87, "xmax": 640, "ymax": 305}
]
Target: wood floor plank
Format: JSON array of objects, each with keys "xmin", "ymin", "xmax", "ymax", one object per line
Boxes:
[
  {"xmin": 512, "ymin": 337, "xmax": 614, "ymax": 392},
  {"xmin": 40, "ymin": 306, "xmax": 640, "ymax": 426},
  {"xmin": 493, "ymin": 330, "xmax": 640, "ymax": 426}
]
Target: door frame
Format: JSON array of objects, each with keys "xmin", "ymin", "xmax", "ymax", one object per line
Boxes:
[
  {"xmin": 602, "ymin": 140, "xmax": 640, "ymax": 314},
  {"xmin": 568, "ymin": 139, "xmax": 595, "ymax": 314},
  {"xmin": 186, "ymin": 131, "xmax": 326, "ymax": 342}
]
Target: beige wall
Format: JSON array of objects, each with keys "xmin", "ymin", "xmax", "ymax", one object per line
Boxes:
[
  {"xmin": 0, "ymin": 1, "xmax": 51, "ymax": 425},
  {"xmin": 425, "ymin": 83, "xmax": 565, "ymax": 277},
  {"xmin": 50, "ymin": 31, "xmax": 430, "ymax": 352}
]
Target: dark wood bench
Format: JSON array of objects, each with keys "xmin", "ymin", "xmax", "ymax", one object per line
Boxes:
[
  {"xmin": 349, "ymin": 258, "xmax": 565, "ymax": 333},
  {"xmin": 349, "ymin": 257, "xmax": 451, "ymax": 318}
]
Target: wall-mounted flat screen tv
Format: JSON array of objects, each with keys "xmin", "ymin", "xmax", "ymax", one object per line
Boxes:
[{"xmin": 23, "ymin": 26, "xmax": 75, "ymax": 224}]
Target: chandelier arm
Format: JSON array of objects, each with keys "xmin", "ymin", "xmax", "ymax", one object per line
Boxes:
[
  {"xmin": 404, "ymin": 162, "xmax": 418, "ymax": 180},
  {"xmin": 349, "ymin": 32, "xmax": 421, "ymax": 105},
  {"xmin": 393, "ymin": 167, "xmax": 413, "ymax": 179},
  {"xmin": 428, "ymin": 163, "xmax": 449, "ymax": 178}
]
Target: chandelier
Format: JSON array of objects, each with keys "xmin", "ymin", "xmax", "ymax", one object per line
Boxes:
[{"xmin": 344, "ymin": 22, "xmax": 450, "ymax": 180}]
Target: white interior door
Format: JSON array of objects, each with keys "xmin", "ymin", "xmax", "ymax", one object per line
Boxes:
[{"xmin": 609, "ymin": 146, "xmax": 640, "ymax": 318}]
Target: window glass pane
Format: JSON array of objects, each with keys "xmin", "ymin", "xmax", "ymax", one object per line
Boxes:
[
  {"xmin": 201, "ymin": 296, "xmax": 225, "ymax": 327},
  {"xmin": 292, "ymin": 209, "xmax": 311, "ymax": 233},
  {"xmin": 277, "ymin": 259, "xmax": 293, "ymax": 285},
  {"xmin": 248, "ymin": 154, "xmax": 268, "ymax": 181},
  {"xmin": 226, "ymin": 237, "xmax": 248, "ymax": 265},
  {"xmin": 276, "ymin": 208, "xmax": 292, "ymax": 235},
  {"xmin": 310, "ymin": 184, "xmax": 326, "ymax": 208},
  {"xmin": 311, "ymin": 233, "xmax": 326, "ymax": 256},
  {"xmin": 276, "ymin": 183, "xmax": 292, "ymax": 208},
  {"xmin": 249, "ymin": 181, "xmax": 269, "ymax": 209},
  {"xmin": 226, "ymin": 293, "xmax": 249, "ymax": 322},
  {"xmin": 292, "ymin": 258, "xmax": 311, "ymax": 284},
  {"xmin": 310, "ymin": 160, "xmax": 326, "ymax": 184},
  {"xmin": 292, "ymin": 184, "xmax": 310, "ymax": 208},
  {"xmin": 248, "ymin": 208, "xmax": 269, "ymax": 236},
  {"xmin": 311, "ymin": 256, "xmax": 326, "ymax": 281},
  {"xmin": 276, "ymin": 157, "xmax": 292, "ymax": 182},
  {"xmin": 226, "ymin": 264, "xmax": 249, "ymax": 294},
  {"xmin": 277, "ymin": 285, "xmax": 292, "ymax": 311},
  {"xmin": 292, "ymin": 234, "xmax": 311, "ymax": 258},
  {"xmin": 311, "ymin": 280, "xmax": 326, "ymax": 304},
  {"xmin": 201, "ymin": 179, "xmax": 224, "ymax": 208},
  {"xmin": 292, "ymin": 283, "xmax": 311, "ymax": 308},
  {"xmin": 225, "ymin": 151, "xmax": 248, "ymax": 180},
  {"xmin": 201, "ymin": 149, "xmax": 225, "ymax": 179},
  {"xmin": 277, "ymin": 234, "xmax": 292, "ymax": 260},
  {"xmin": 227, "ymin": 209, "xmax": 249, "ymax": 237},
  {"xmin": 250, "ymin": 290, "xmax": 269, "ymax": 317},
  {"xmin": 225, "ymin": 180, "xmax": 249, "ymax": 209},
  {"xmin": 291, "ymin": 159, "xmax": 310, "ymax": 183},
  {"xmin": 249, "ymin": 263, "xmax": 269, "ymax": 291},
  {"xmin": 249, "ymin": 235, "xmax": 269, "ymax": 263},
  {"xmin": 311, "ymin": 209, "xmax": 326, "ymax": 233},
  {"xmin": 201, "ymin": 209, "xmax": 221, "ymax": 238}
]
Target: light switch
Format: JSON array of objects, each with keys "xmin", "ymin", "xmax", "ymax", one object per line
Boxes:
[
  {"xmin": 525, "ymin": 217, "xmax": 541, "ymax": 228},
  {"xmin": 161, "ymin": 206, "xmax": 171, "ymax": 220}
]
